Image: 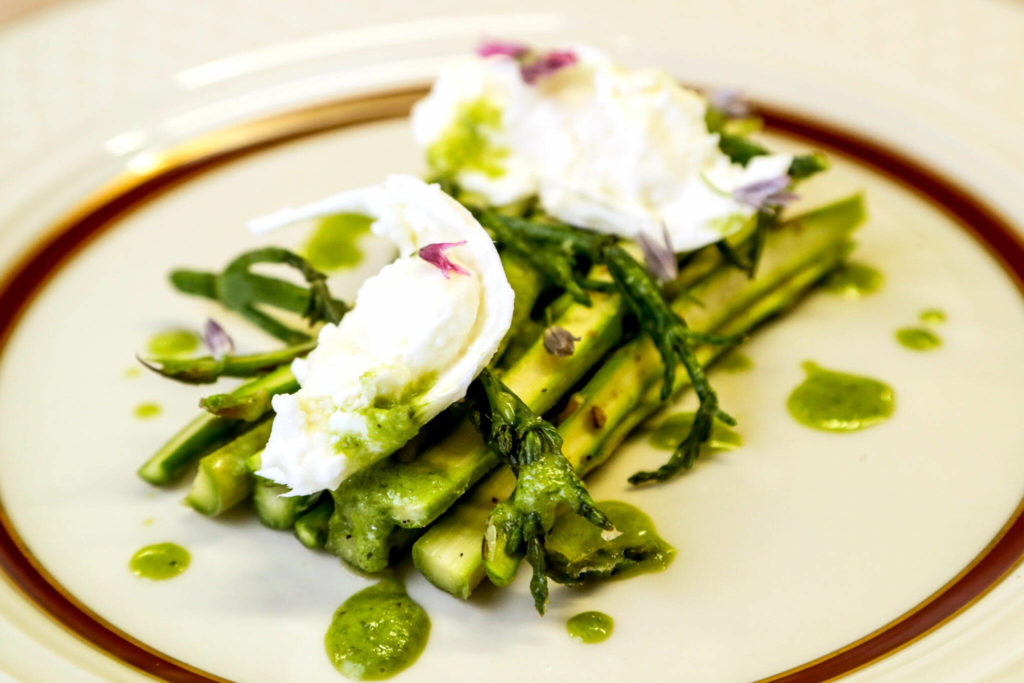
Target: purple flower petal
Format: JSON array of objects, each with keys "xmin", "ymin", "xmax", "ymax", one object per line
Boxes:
[
  {"xmin": 709, "ymin": 88, "xmax": 752, "ymax": 119},
  {"xmin": 543, "ymin": 325, "xmax": 581, "ymax": 357},
  {"xmin": 637, "ymin": 223, "xmax": 678, "ymax": 283},
  {"xmin": 203, "ymin": 318, "xmax": 235, "ymax": 360},
  {"xmin": 419, "ymin": 241, "xmax": 471, "ymax": 279},
  {"xmin": 520, "ymin": 50, "xmax": 578, "ymax": 84},
  {"xmin": 732, "ymin": 175, "xmax": 798, "ymax": 210},
  {"xmin": 477, "ymin": 40, "xmax": 529, "ymax": 58}
]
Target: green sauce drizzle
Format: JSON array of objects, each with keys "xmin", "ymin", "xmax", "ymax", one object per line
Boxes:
[
  {"xmin": 567, "ymin": 611, "xmax": 614, "ymax": 643},
  {"xmin": 545, "ymin": 501, "xmax": 675, "ymax": 584},
  {"xmin": 123, "ymin": 367, "xmax": 141, "ymax": 378},
  {"xmin": 787, "ymin": 362, "xmax": 895, "ymax": 432},
  {"xmin": 650, "ymin": 412, "xmax": 742, "ymax": 451},
  {"xmin": 146, "ymin": 329, "xmax": 200, "ymax": 357},
  {"xmin": 130, "ymin": 543, "xmax": 190, "ymax": 580},
  {"xmin": 302, "ymin": 213, "xmax": 373, "ymax": 272},
  {"xmin": 824, "ymin": 262, "xmax": 883, "ymax": 299},
  {"xmin": 896, "ymin": 327, "xmax": 942, "ymax": 351},
  {"xmin": 426, "ymin": 98, "xmax": 507, "ymax": 179},
  {"xmin": 325, "ymin": 577, "xmax": 430, "ymax": 680},
  {"xmin": 133, "ymin": 402, "xmax": 162, "ymax": 419},
  {"xmin": 717, "ymin": 351, "xmax": 753, "ymax": 373},
  {"xmin": 919, "ymin": 308, "xmax": 947, "ymax": 324}
]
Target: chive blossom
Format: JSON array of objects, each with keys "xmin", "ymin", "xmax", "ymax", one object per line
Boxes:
[
  {"xmin": 418, "ymin": 241, "xmax": 470, "ymax": 279},
  {"xmin": 636, "ymin": 224, "xmax": 678, "ymax": 283},
  {"xmin": 203, "ymin": 318, "xmax": 234, "ymax": 360},
  {"xmin": 732, "ymin": 175, "xmax": 798, "ymax": 210}
]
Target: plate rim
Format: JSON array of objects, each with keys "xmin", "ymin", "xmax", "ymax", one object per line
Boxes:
[{"xmin": 1, "ymin": 86, "xmax": 1023, "ymax": 683}]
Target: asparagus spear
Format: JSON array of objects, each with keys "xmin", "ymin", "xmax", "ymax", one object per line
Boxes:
[
  {"xmin": 324, "ymin": 246, "xmax": 727, "ymax": 573},
  {"xmin": 185, "ymin": 418, "xmax": 272, "ymax": 516},
  {"xmin": 136, "ymin": 364, "xmax": 297, "ymax": 485},
  {"xmin": 253, "ymin": 477, "xmax": 320, "ymax": 531},
  {"xmin": 412, "ymin": 195, "xmax": 864, "ymax": 598},
  {"xmin": 295, "ymin": 496, "xmax": 334, "ymax": 549}
]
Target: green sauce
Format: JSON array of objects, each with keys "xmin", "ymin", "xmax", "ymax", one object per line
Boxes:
[
  {"xmin": 920, "ymin": 308, "xmax": 947, "ymax": 324},
  {"xmin": 650, "ymin": 412, "xmax": 742, "ymax": 452},
  {"xmin": 787, "ymin": 362, "xmax": 895, "ymax": 432},
  {"xmin": 302, "ymin": 213, "xmax": 373, "ymax": 272},
  {"xmin": 426, "ymin": 98, "xmax": 507, "ymax": 179},
  {"xmin": 123, "ymin": 366, "xmax": 141, "ymax": 378},
  {"xmin": 325, "ymin": 577, "xmax": 430, "ymax": 680},
  {"xmin": 130, "ymin": 543, "xmax": 189, "ymax": 580},
  {"xmin": 824, "ymin": 262, "xmax": 883, "ymax": 299},
  {"xmin": 546, "ymin": 501, "xmax": 675, "ymax": 584},
  {"xmin": 717, "ymin": 351, "xmax": 753, "ymax": 373},
  {"xmin": 896, "ymin": 327, "xmax": 942, "ymax": 351},
  {"xmin": 133, "ymin": 402, "xmax": 162, "ymax": 419},
  {"xmin": 146, "ymin": 329, "xmax": 200, "ymax": 357},
  {"xmin": 567, "ymin": 611, "xmax": 614, "ymax": 643}
]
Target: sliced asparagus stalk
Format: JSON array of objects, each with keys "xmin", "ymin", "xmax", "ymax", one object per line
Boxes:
[
  {"xmin": 136, "ymin": 364, "xmax": 297, "ymax": 485},
  {"xmin": 185, "ymin": 419, "xmax": 272, "ymax": 516},
  {"xmin": 295, "ymin": 496, "xmax": 334, "ymax": 549},
  {"xmin": 252, "ymin": 471, "xmax": 320, "ymax": 531},
  {"xmin": 412, "ymin": 195, "xmax": 864, "ymax": 597},
  {"xmin": 325, "ymin": 246, "xmax": 727, "ymax": 573}
]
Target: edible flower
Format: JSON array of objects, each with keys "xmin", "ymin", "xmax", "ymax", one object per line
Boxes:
[
  {"xmin": 476, "ymin": 39, "xmax": 578, "ymax": 84},
  {"xmin": 418, "ymin": 241, "xmax": 470, "ymax": 278},
  {"xmin": 543, "ymin": 325, "xmax": 581, "ymax": 357},
  {"xmin": 476, "ymin": 40, "xmax": 529, "ymax": 58},
  {"xmin": 520, "ymin": 50, "xmax": 578, "ymax": 84},
  {"xmin": 732, "ymin": 175, "xmax": 798, "ymax": 210},
  {"xmin": 636, "ymin": 224, "xmax": 679, "ymax": 283},
  {"xmin": 203, "ymin": 318, "xmax": 234, "ymax": 360},
  {"xmin": 709, "ymin": 88, "xmax": 752, "ymax": 119}
]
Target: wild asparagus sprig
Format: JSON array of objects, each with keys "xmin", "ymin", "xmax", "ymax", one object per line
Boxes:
[
  {"xmin": 139, "ymin": 339, "xmax": 316, "ymax": 384},
  {"xmin": 464, "ymin": 369, "xmax": 612, "ymax": 614},
  {"xmin": 473, "ymin": 207, "xmax": 741, "ymax": 485},
  {"xmin": 170, "ymin": 247, "xmax": 347, "ymax": 343}
]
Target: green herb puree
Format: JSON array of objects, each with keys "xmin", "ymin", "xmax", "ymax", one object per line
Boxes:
[
  {"xmin": 146, "ymin": 329, "xmax": 200, "ymax": 357},
  {"xmin": 130, "ymin": 543, "xmax": 189, "ymax": 580},
  {"xmin": 302, "ymin": 213, "xmax": 373, "ymax": 272},
  {"xmin": 919, "ymin": 308, "xmax": 947, "ymax": 324},
  {"xmin": 717, "ymin": 351, "xmax": 753, "ymax": 373},
  {"xmin": 567, "ymin": 611, "xmax": 614, "ymax": 643},
  {"xmin": 650, "ymin": 412, "xmax": 742, "ymax": 452},
  {"xmin": 787, "ymin": 361, "xmax": 894, "ymax": 432},
  {"xmin": 896, "ymin": 327, "xmax": 942, "ymax": 351},
  {"xmin": 546, "ymin": 501, "xmax": 675, "ymax": 584},
  {"xmin": 325, "ymin": 577, "xmax": 430, "ymax": 680},
  {"xmin": 824, "ymin": 262, "xmax": 883, "ymax": 299},
  {"xmin": 133, "ymin": 402, "xmax": 162, "ymax": 419}
]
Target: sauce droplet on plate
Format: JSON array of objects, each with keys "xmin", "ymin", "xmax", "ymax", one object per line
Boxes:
[
  {"xmin": 787, "ymin": 362, "xmax": 894, "ymax": 432},
  {"xmin": 133, "ymin": 402, "xmax": 162, "ymax": 419},
  {"xmin": 567, "ymin": 611, "xmax": 614, "ymax": 643},
  {"xmin": 325, "ymin": 577, "xmax": 430, "ymax": 680},
  {"xmin": 130, "ymin": 543, "xmax": 190, "ymax": 580},
  {"xmin": 896, "ymin": 327, "xmax": 942, "ymax": 351},
  {"xmin": 823, "ymin": 262, "xmax": 883, "ymax": 299},
  {"xmin": 146, "ymin": 329, "xmax": 200, "ymax": 357}
]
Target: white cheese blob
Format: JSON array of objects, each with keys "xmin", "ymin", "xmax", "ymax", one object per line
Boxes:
[
  {"xmin": 248, "ymin": 175, "xmax": 514, "ymax": 495},
  {"xmin": 411, "ymin": 47, "xmax": 792, "ymax": 253}
]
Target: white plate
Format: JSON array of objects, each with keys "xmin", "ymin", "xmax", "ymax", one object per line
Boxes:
[{"xmin": 2, "ymin": 2, "xmax": 1024, "ymax": 681}]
